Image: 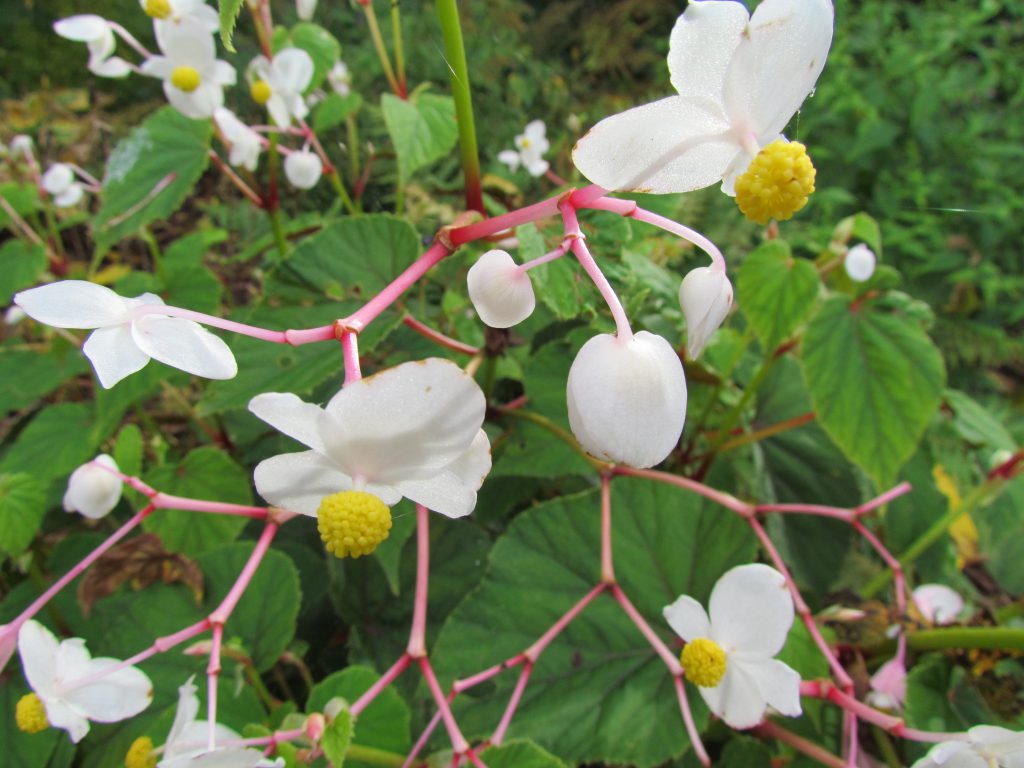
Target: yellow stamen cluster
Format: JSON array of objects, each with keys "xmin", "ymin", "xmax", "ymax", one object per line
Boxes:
[
  {"xmin": 317, "ymin": 491, "xmax": 392, "ymax": 558},
  {"xmin": 125, "ymin": 736, "xmax": 157, "ymax": 768},
  {"xmin": 15, "ymin": 693, "xmax": 48, "ymax": 734},
  {"xmin": 250, "ymin": 80, "xmax": 272, "ymax": 105},
  {"xmin": 680, "ymin": 637, "xmax": 727, "ymax": 688},
  {"xmin": 144, "ymin": 0, "xmax": 172, "ymax": 19},
  {"xmin": 170, "ymin": 66, "xmax": 201, "ymax": 93},
  {"xmin": 734, "ymin": 140, "xmax": 816, "ymax": 225}
]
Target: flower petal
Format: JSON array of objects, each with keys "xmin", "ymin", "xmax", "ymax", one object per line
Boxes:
[
  {"xmin": 663, "ymin": 595, "xmax": 711, "ymax": 641},
  {"xmin": 321, "ymin": 358, "xmax": 485, "ymax": 485},
  {"xmin": 912, "ymin": 584, "xmax": 964, "ymax": 625},
  {"xmin": 54, "ymin": 15, "xmax": 110, "ymax": 42},
  {"xmin": 467, "ymin": 250, "xmax": 536, "ymax": 328},
  {"xmin": 165, "ymin": 677, "xmax": 200, "ymax": 752},
  {"xmin": 572, "ymin": 95, "xmax": 736, "ymax": 194},
  {"xmin": 668, "ymin": 0, "xmax": 749, "ymax": 100},
  {"xmin": 248, "ymin": 393, "xmax": 328, "ymax": 453},
  {"xmin": 722, "ymin": 0, "xmax": 834, "ymax": 139},
  {"xmin": 18, "ymin": 620, "xmax": 59, "ymax": 696},
  {"xmin": 43, "ymin": 697, "xmax": 91, "ymax": 743},
  {"xmin": 141, "ymin": 55, "xmax": 174, "ymax": 80},
  {"xmin": 272, "ymin": 48, "xmax": 315, "ymax": 93},
  {"xmin": 160, "ymin": 16, "xmax": 216, "ymax": 67},
  {"xmin": 497, "ymin": 150, "xmax": 520, "ymax": 171},
  {"xmin": 90, "ymin": 56, "xmax": 133, "ymax": 78},
  {"xmin": 744, "ymin": 657, "xmax": 802, "ymax": 717},
  {"xmin": 42, "ymin": 164, "xmax": 75, "ymax": 195},
  {"xmin": 714, "ymin": 661, "xmax": 767, "ymax": 729},
  {"xmin": 15, "ymin": 280, "xmax": 128, "ymax": 329},
  {"xmin": 393, "ymin": 472, "xmax": 478, "ymax": 519},
  {"xmin": 83, "ymin": 324, "xmax": 151, "ymax": 388},
  {"xmin": 54, "ymin": 184, "xmax": 85, "ymax": 208},
  {"xmin": 62, "ymin": 656, "xmax": 153, "ymax": 722},
  {"xmin": 252, "ymin": 450, "xmax": 361, "ymax": 516},
  {"xmin": 131, "ymin": 315, "xmax": 237, "ymax": 380},
  {"xmin": 709, "ymin": 563, "xmax": 793, "ymax": 657},
  {"xmin": 448, "ymin": 430, "xmax": 492, "ymax": 490}
]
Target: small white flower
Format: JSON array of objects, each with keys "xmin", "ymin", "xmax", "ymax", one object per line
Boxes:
[
  {"xmin": 467, "ymin": 249, "xmax": 536, "ymax": 328},
  {"xmin": 10, "ymin": 134, "xmax": 34, "ymax": 157},
  {"xmin": 913, "ymin": 584, "xmax": 964, "ymax": 625},
  {"xmin": 844, "ymin": 244, "xmax": 877, "ymax": 282},
  {"xmin": 249, "ymin": 358, "xmax": 491, "ymax": 519},
  {"xmin": 867, "ymin": 654, "xmax": 907, "ymax": 711},
  {"xmin": 63, "ymin": 455, "xmax": 123, "ymax": 519},
  {"xmin": 573, "ymin": 0, "xmax": 833, "ymax": 194},
  {"xmin": 141, "ymin": 17, "xmax": 236, "ymax": 119},
  {"xmin": 283, "ymin": 150, "xmax": 323, "ymax": 189},
  {"xmin": 248, "ymin": 48, "xmax": 315, "ymax": 127},
  {"xmin": 53, "ymin": 15, "xmax": 132, "ymax": 78},
  {"xmin": 678, "ymin": 266, "xmax": 733, "ymax": 358},
  {"xmin": 912, "ymin": 726, "xmax": 1024, "ymax": 768},
  {"xmin": 17, "ymin": 619, "xmax": 153, "ymax": 743},
  {"xmin": 664, "ymin": 563, "xmax": 801, "ymax": 730},
  {"xmin": 14, "ymin": 280, "xmax": 237, "ymax": 388},
  {"xmin": 327, "ymin": 61, "xmax": 351, "ymax": 97},
  {"xmin": 140, "ymin": 0, "xmax": 219, "ymax": 47},
  {"xmin": 42, "ymin": 163, "xmax": 86, "ymax": 208},
  {"xmin": 213, "ymin": 108, "xmax": 263, "ymax": 171},
  {"xmin": 498, "ymin": 120, "xmax": 550, "ymax": 177},
  {"xmin": 566, "ymin": 331, "xmax": 687, "ymax": 468},
  {"xmin": 296, "ymin": 0, "xmax": 317, "ymax": 21}
]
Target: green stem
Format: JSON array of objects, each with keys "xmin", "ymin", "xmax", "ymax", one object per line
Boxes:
[
  {"xmin": 871, "ymin": 727, "xmax": 902, "ymax": 768},
  {"xmin": 267, "ymin": 135, "xmax": 289, "ymax": 259},
  {"xmin": 327, "ymin": 170, "xmax": 359, "ymax": 216},
  {"xmin": 907, "ymin": 627, "xmax": 1024, "ymax": 652},
  {"xmin": 389, "ymin": 0, "xmax": 406, "ymax": 95},
  {"xmin": 435, "ymin": 0, "xmax": 484, "ymax": 213},
  {"xmin": 363, "ymin": 1, "xmax": 402, "ymax": 97},
  {"xmin": 346, "ymin": 744, "xmax": 414, "ymax": 767},
  {"xmin": 494, "ymin": 406, "xmax": 607, "ymax": 471},
  {"xmin": 139, "ymin": 226, "xmax": 164, "ymax": 277},
  {"xmin": 685, "ymin": 326, "xmax": 755, "ymax": 453},
  {"xmin": 346, "ymin": 114, "xmax": 361, "ymax": 188},
  {"xmin": 42, "ymin": 202, "xmax": 66, "ymax": 258}
]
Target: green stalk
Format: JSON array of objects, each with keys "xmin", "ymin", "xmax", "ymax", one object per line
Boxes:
[
  {"xmin": 907, "ymin": 627, "xmax": 1024, "ymax": 652},
  {"xmin": 327, "ymin": 171, "xmax": 359, "ymax": 216},
  {"xmin": 389, "ymin": 0, "xmax": 406, "ymax": 96},
  {"xmin": 346, "ymin": 744, "xmax": 410, "ymax": 767},
  {"xmin": 436, "ymin": 0, "xmax": 484, "ymax": 213},
  {"xmin": 346, "ymin": 114, "xmax": 361, "ymax": 187},
  {"xmin": 494, "ymin": 406, "xmax": 607, "ymax": 471},
  {"xmin": 362, "ymin": 1, "xmax": 402, "ymax": 97},
  {"xmin": 266, "ymin": 134, "xmax": 289, "ymax": 259}
]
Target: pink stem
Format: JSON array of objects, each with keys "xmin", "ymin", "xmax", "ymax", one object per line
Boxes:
[
  {"xmin": 610, "ymin": 585, "xmax": 680, "ymax": 673},
  {"xmin": 853, "ymin": 519, "xmax": 907, "ymax": 614},
  {"xmin": 351, "ymin": 654, "xmax": 412, "ymax": 717},
  {"xmin": 673, "ymin": 676, "xmax": 710, "ymax": 767},
  {"xmin": 755, "ymin": 502, "xmax": 854, "ymax": 521},
  {"xmin": 612, "ymin": 466, "xmax": 754, "ymax": 517},
  {"xmin": 856, "ymin": 482, "xmax": 913, "ymax": 516},
  {"xmin": 600, "ymin": 474, "xmax": 615, "ymax": 583},
  {"xmin": 404, "ymin": 710, "xmax": 444, "ymax": 768},
  {"xmin": 402, "ymin": 315, "xmax": 479, "ymax": 356},
  {"xmin": 207, "ymin": 622, "xmax": 224, "ymax": 750},
  {"xmin": 107, "ymin": 21, "xmax": 152, "ymax": 58},
  {"xmin": 517, "ymin": 245, "xmax": 567, "ymax": 273},
  {"xmin": 107, "ymin": 173, "xmax": 175, "ymax": 228},
  {"xmin": 491, "ymin": 662, "xmax": 532, "ymax": 746},
  {"xmin": 418, "ymin": 656, "xmax": 471, "ymax": 755},
  {"xmin": 209, "ymin": 521, "xmax": 280, "ymax": 624},
  {"xmin": 344, "ymin": 242, "xmax": 451, "ymax": 331},
  {"xmin": 756, "ymin": 720, "xmax": 844, "ymax": 768},
  {"xmin": 454, "ymin": 660, "xmax": 521, "ymax": 694},
  {"xmin": 341, "ymin": 331, "xmax": 362, "ymax": 383},
  {"xmin": 152, "ymin": 493, "xmax": 272, "ymax": 519},
  {"xmin": 561, "ymin": 202, "xmax": 632, "ymax": 339},
  {"xmin": 130, "ymin": 304, "xmax": 334, "ymax": 345},
  {"xmin": 407, "ymin": 505, "xmax": 431, "ymax": 657},
  {"xmin": 524, "ymin": 583, "xmax": 606, "ymax": 661},
  {"xmin": 214, "ymin": 727, "xmax": 305, "ymax": 750}
]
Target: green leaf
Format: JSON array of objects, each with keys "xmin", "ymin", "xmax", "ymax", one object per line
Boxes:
[
  {"xmin": 0, "ymin": 346, "xmax": 89, "ymax": 414},
  {"xmin": 516, "ymin": 223, "xmax": 585, "ymax": 320},
  {"xmin": 198, "ymin": 543, "xmax": 302, "ymax": 671},
  {"xmin": 432, "ymin": 479, "xmax": 758, "ymax": 767},
  {"xmin": 314, "ymin": 92, "xmax": 363, "ymax": 132},
  {"xmin": 0, "ymin": 473, "xmax": 45, "ymax": 558},
  {"xmin": 490, "ymin": 421, "xmax": 593, "ymax": 479},
  {"xmin": 322, "ymin": 709, "xmax": 353, "ymax": 767},
  {"xmin": 904, "ymin": 655, "xmax": 1004, "ymax": 734},
  {"xmin": 944, "ymin": 389, "xmax": 1016, "ymax": 451},
  {"xmin": 371, "ymin": 500, "xmax": 416, "ymax": 595},
  {"xmin": 738, "ymin": 240, "xmax": 820, "ymax": 351},
  {"xmin": 307, "ymin": 666, "xmax": 412, "ymax": 764},
  {"xmin": 481, "ymin": 740, "xmax": 568, "ymax": 768},
  {"xmin": 0, "ymin": 403, "xmax": 96, "ymax": 486},
  {"xmin": 0, "ymin": 182, "xmax": 41, "ymax": 230},
  {"xmin": 219, "ymin": 0, "xmax": 245, "ymax": 51},
  {"xmin": 0, "ymin": 239, "xmax": 47, "ymax": 301},
  {"xmin": 381, "ymin": 92, "xmax": 458, "ymax": 179},
  {"xmin": 113, "ymin": 424, "xmax": 144, "ymax": 479},
  {"xmin": 974, "ymin": 477, "xmax": 1024, "ymax": 594},
  {"xmin": 801, "ymin": 294, "xmax": 945, "ymax": 487},
  {"xmin": 94, "ymin": 108, "xmax": 212, "ymax": 255},
  {"xmin": 162, "ymin": 230, "xmax": 227, "ymax": 313},
  {"xmin": 274, "ymin": 23, "xmax": 342, "ymax": 91},
  {"xmin": 0, "ymin": 683, "xmax": 68, "ymax": 768},
  {"xmin": 718, "ymin": 737, "xmax": 774, "ymax": 767},
  {"xmin": 143, "ymin": 446, "xmax": 253, "ymax": 556}
]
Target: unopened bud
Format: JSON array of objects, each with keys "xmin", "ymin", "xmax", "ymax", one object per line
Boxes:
[
  {"xmin": 844, "ymin": 244, "xmax": 876, "ymax": 282},
  {"xmin": 304, "ymin": 712, "xmax": 326, "ymax": 740},
  {"xmin": 467, "ymin": 249, "xmax": 536, "ymax": 328},
  {"xmin": 284, "ymin": 150, "xmax": 323, "ymax": 189},
  {"xmin": 678, "ymin": 266, "xmax": 732, "ymax": 358},
  {"xmin": 63, "ymin": 454, "xmax": 122, "ymax": 519}
]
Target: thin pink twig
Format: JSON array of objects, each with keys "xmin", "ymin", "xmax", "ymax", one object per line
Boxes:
[
  {"xmin": 491, "ymin": 662, "xmax": 532, "ymax": 746},
  {"xmin": 350, "ymin": 654, "xmax": 412, "ymax": 717},
  {"xmin": 341, "ymin": 331, "xmax": 361, "ymax": 383},
  {"xmin": 612, "ymin": 465, "xmax": 754, "ymax": 517},
  {"xmin": 407, "ymin": 504, "xmax": 430, "ymax": 657},
  {"xmin": 673, "ymin": 676, "xmax": 710, "ymax": 767},
  {"xmin": 402, "ymin": 315, "xmax": 479, "ymax": 356}
]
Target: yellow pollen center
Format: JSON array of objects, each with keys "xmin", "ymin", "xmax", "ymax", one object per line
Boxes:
[
  {"xmin": 680, "ymin": 637, "xmax": 727, "ymax": 688},
  {"xmin": 734, "ymin": 139, "xmax": 816, "ymax": 225},
  {"xmin": 250, "ymin": 80, "xmax": 272, "ymax": 105},
  {"xmin": 15, "ymin": 693, "xmax": 49, "ymax": 734},
  {"xmin": 317, "ymin": 491, "xmax": 392, "ymax": 558},
  {"xmin": 144, "ymin": 0, "xmax": 172, "ymax": 19},
  {"xmin": 125, "ymin": 736, "xmax": 157, "ymax": 768},
  {"xmin": 170, "ymin": 66, "xmax": 201, "ymax": 93}
]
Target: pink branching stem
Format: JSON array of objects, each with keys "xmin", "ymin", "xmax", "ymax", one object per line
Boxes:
[
  {"xmin": 67, "ymin": 163, "xmax": 100, "ymax": 188},
  {"xmin": 612, "ymin": 465, "xmax": 754, "ymax": 517},
  {"xmin": 524, "ymin": 583, "xmax": 606, "ymax": 661},
  {"xmin": 610, "ymin": 585, "xmax": 680, "ymax": 674},
  {"xmin": 129, "ymin": 304, "xmax": 335, "ymax": 346},
  {"xmin": 853, "ymin": 520, "xmax": 907, "ymax": 614},
  {"xmin": 208, "ymin": 623, "xmax": 224, "ymax": 750},
  {"xmin": 754, "ymin": 502, "xmax": 854, "ymax": 522},
  {"xmin": 517, "ymin": 245, "xmax": 567, "ymax": 273},
  {"xmin": 214, "ymin": 727, "xmax": 305, "ymax": 750},
  {"xmin": 107, "ymin": 21, "xmax": 152, "ymax": 58},
  {"xmin": 402, "ymin": 315, "xmax": 479, "ymax": 356},
  {"xmin": 801, "ymin": 680, "xmax": 970, "ymax": 743},
  {"xmin": 404, "ymin": 710, "xmax": 444, "ymax": 768},
  {"xmin": 341, "ymin": 331, "xmax": 362, "ymax": 383},
  {"xmin": 491, "ymin": 662, "xmax": 532, "ymax": 746},
  {"xmin": 561, "ymin": 201, "xmax": 632, "ymax": 340},
  {"xmin": 344, "ymin": 242, "xmax": 452, "ymax": 332},
  {"xmin": 153, "ymin": 493, "xmax": 273, "ymax": 519},
  {"xmin": 418, "ymin": 656, "xmax": 483, "ymax": 764},
  {"xmin": 856, "ymin": 481, "xmax": 913, "ymax": 516},
  {"xmin": 209, "ymin": 151, "xmax": 264, "ymax": 208},
  {"xmin": 350, "ymin": 653, "xmax": 412, "ymax": 717},
  {"xmin": 407, "ymin": 504, "xmax": 431, "ymax": 657},
  {"xmin": 600, "ymin": 474, "xmax": 615, "ymax": 582},
  {"xmin": 673, "ymin": 676, "xmax": 710, "ymax": 767},
  {"xmin": 756, "ymin": 720, "xmax": 845, "ymax": 768},
  {"xmin": 298, "ymin": 118, "xmax": 337, "ymax": 174},
  {"xmin": 0, "ymin": 193, "xmax": 44, "ymax": 246},
  {"xmin": 107, "ymin": 173, "xmax": 175, "ymax": 228}
]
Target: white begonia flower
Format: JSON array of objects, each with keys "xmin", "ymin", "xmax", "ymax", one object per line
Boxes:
[
  {"xmin": 296, "ymin": 0, "xmax": 317, "ymax": 21},
  {"xmin": 284, "ymin": 150, "xmax": 323, "ymax": 189},
  {"xmin": 248, "ymin": 49, "xmax": 315, "ymax": 127},
  {"xmin": 249, "ymin": 358, "xmax": 491, "ymax": 520},
  {"xmin": 10, "ymin": 134, "xmax": 34, "ymax": 157},
  {"xmin": 467, "ymin": 250, "xmax": 536, "ymax": 328},
  {"xmin": 53, "ymin": 15, "xmax": 132, "ymax": 78},
  {"xmin": 13, "ymin": 280, "xmax": 237, "ymax": 388},
  {"xmin": 63, "ymin": 455, "xmax": 123, "ymax": 519},
  {"xmin": 664, "ymin": 563, "xmax": 801, "ymax": 730},
  {"xmin": 913, "ymin": 584, "xmax": 965, "ymax": 625},
  {"xmin": 572, "ymin": 0, "xmax": 833, "ymax": 195},
  {"xmin": 498, "ymin": 120, "xmax": 550, "ymax": 177},
  {"xmin": 140, "ymin": 0, "xmax": 219, "ymax": 47},
  {"xmin": 16, "ymin": 619, "xmax": 153, "ymax": 743},
  {"xmin": 213, "ymin": 108, "xmax": 263, "ymax": 172},
  {"xmin": 140, "ymin": 16, "xmax": 236, "ymax": 120},
  {"xmin": 42, "ymin": 163, "xmax": 86, "ymax": 208},
  {"xmin": 844, "ymin": 243, "xmax": 877, "ymax": 282},
  {"xmin": 679, "ymin": 266, "xmax": 733, "ymax": 358},
  {"xmin": 912, "ymin": 726, "xmax": 1024, "ymax": 768},
  {"xmin": 567, "ymin": 331, "xmax": 687, "ymax": 468},
  {"xmin": 327, "ymin": 61, "xmax": 351, "ymax": 97}
]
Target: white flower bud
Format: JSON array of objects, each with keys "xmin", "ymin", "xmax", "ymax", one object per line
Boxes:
[
  {"xmin": 678, "ymin": 266, "xmax": 732, "ymax": 358},
  {"xmin": 466, "ymin": 249, "xmax": 536, "ymax": 328},
  {"xmin": 844, "ymin": 244, "xmax": 876, "ymax": 282},
  {"xmin": 42, "ymin": 163, "xmax": 75, "ymax": 195},
  {"xmin": 912, "ymin": 584, "xmax": 964, "ymax": 625},
  {"xmin": 327, "ymin": 61, "xmax": 351, "ymax": 97},
  {"xmin": 10, "ymin": 135, "xmax": 33, "ymax": 157},
  {"xmin": 63, "ymin": 454, "xmax": 122, "ymax": 519},
  {"xmin": 567, "ymin": 331, "xmax": 687, "ymax": 468},
  {"xmin": 284, "ymin": 150, "xmax": 323, "ymax": 189},
  {"xmin": 296, "ymin": 0, "xmax": 317, "ymax": 20}
]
